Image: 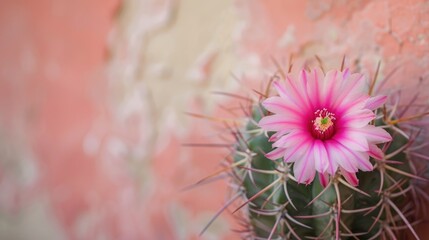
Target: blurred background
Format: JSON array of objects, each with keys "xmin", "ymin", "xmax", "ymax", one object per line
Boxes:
[{"xmin": 0, "ymin": 0, "xmax": 428, "ymax": 239}]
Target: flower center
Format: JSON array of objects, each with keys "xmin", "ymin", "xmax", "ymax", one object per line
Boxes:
[{"xmin": 311, "ymin": 108, "xmax": 336, "ymax": 140}]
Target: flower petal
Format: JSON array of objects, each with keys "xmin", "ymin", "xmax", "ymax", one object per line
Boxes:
[
  {"xmin": 287, "ymin": 76, "xmax": 313, "ymax": 110},
  {"xmin": 342, "ymin": 68, "xmax": 350, "ymax": 79},
  {"xmin": 262, "ymin": 96, "xmax": 301, "ymax": 117},
  {"xmin": 272, "ymin": 130, "xmax": 309, "ymax": 148},
  {"xmin": 339, "ymin": 109, "xmax": 375, "ymax": 128},
  {"xmin": 365, "ymin": 95, "xmax": 387, "ymax": 110},
  {"xmin": 335, "ymin": 95, "xmax": 369, "ymax": 115},
  {"xmin": 323, "ymin": 141, "xmax": 340, "ymax": 175},
  {"xmin": 265, "ymin": 147, "xmax": 285, "ymax": 160},
  {"xmin": 369, "ymin": 144, "xmax": 384, "ymax": 160},
  {"xmin": 258, "ymin": 114, "xmax": 302, "ymax": 132},
  {"xmin": 293, "ymin": 141, "xmax": 316, "ymax": 184},
  {"xmin": 305, "ymin": 68, "xmax": 323, "ymax": 107},
  {"xmin": 321, "ymin": 70, "xmax": 342, "ymax": 107},
  {"xmin": 340, "ymin": 168, "xmax": 359, "ymax": 186},
  {"xmin": 348, "ymin": 125, "xmax": 392, "ymax": 144},
  {"xmin": 331, "ymin": 73, "xmax": 367, "ymax": 109},
  {"xmin": 273, "ymin": 79, "xmax": 310, "ymax": 111},
  {"xmin": 333, "ymin": 129, "xmax": 369, "ymax": 152},
  {"xmin": 318, "ymin": 172, "xmax": 330, "ymax": 187},
  {"xmin": 313, "ymin": 140, "xmax": 329, "ymax": 172},
  {"xmin": 283, "ymin": 138, "xmax": 311, "ymax": 163},
  {"xmin": 268, "ymin": 130, "xmax": 288, "ymax": 142},
  {"xmin": 327, "ymin": 140, "xmax": 359, "ymax": 173},
  {"xmin": 339, "ymin": 144, "xmax": 373, "ymax": 171}
]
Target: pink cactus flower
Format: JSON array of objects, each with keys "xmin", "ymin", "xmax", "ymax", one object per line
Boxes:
[{"xmin": 259, "ymin": 68, "xmax": 392, "ymax": 186}]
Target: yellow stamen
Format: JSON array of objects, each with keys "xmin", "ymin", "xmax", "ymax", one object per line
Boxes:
[{"xmin": 314, "ymin": 116, "xmax": 334, "ymax": 132}]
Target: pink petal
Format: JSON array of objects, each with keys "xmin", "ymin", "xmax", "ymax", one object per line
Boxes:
[
  {"xmin": 340, "ymin": 144, "xmax": 373, "ymax": 171},
  {"xmin": 283, "ymin": 138, "xmax": 311, "ymax": 163},
  {"xmin": 357, "ymin": 157, "xmax": 373, "ymax": 171},
  {"xmin": 273, "ymin": 80, "xmax": 310, "ymax": 111},
  {"xmin": 265, "ymin": 147, "xmax": 285, "ymax": 160},
  {"xmin": 272, "ymin": 130, "xmax": 309, "ymax": 148},
  {"xmin": 365, "ymin": 95, "xmax": 387, "ymax": 110},
  {"xmin": 313, "ymin": 140, "xmax": 329, "ymax": 172},
  {"xmin": 285, "ymin": 76, "xmax": 312, "ymax": 110},
  {"xmin": 293, "ymin": 141, "xmax": 316, "ymax": 184},
  {"xmin": 321, "ymin": 70, "xmax": 341, "ymax": 107},
  {"xmin": 272, "ymin": 80, "xmax": 289, "ymax": 99},
  {"xmin": 333, "ymin": 130, "xmax": 369, "ymax": 152},
  {"xmin": 305, "ymin": 68, "xmax": 323, "ymax": 108},
  {"xmin": 342, "ymin": 68, "xmax": 350, "ymax": 79},
  {"xmin": 268, "ymin": 130, "xmax": 286, "ymax": 142},
  {"xmin": 349, "ymin": 125, "xmax": 392, "ymax": 144},
  {"xmin": 331, "ymin": 73, "xmax": 366, "ymax": 109},
  {"xmin": 258, "ymin": 114, "xmax": 302, "ymax": 132},
  {"xmin": 298, "ymin": 70, "xmax": 316, "ymax": 109},
  {"xmin": 300, "ymin": 69, "xmax": 308, "ymax": 85},
  {"xmin": 323, "ymin": 142, "xmax": 339, "ymax": 175},
  {"xmin": 318, "ymin": 172, "xmax": 329, "ymax": 187},
  {"xmin": 340, "ymin": 168, "xmax": 359, "ymax": 186},
  {"xmin": 369, "ymin": 143, "xmax": 384, "ymax": 160},
  {"xmin": 335, "ymin": 95, "xmax": 369, "ymax": 116},
  {"xmin": 339, "ymin": 109, "xmax": 375, "ymax": 128},
  {"xmin": 326, "ymin": 140, "xmax": 358, "ymax": 173},
  {"xmin": 262, "ymin": 96, "xmax": 301, "ymax": 117}
]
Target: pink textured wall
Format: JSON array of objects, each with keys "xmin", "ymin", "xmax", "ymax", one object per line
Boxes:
[
  {"xmin": 0, "ymin": 0, "xmax": 428, "ymax": 239},
  {"xmin": 0, "ymin": 0, "xmax": 132, "ymax": 238}
]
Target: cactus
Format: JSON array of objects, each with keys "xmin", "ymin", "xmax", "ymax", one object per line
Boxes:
[
  {"xmin": 230, "ymin": 105, "xmax": 425, "ymax": 239},
  {"xmin": 196, "ymin": 61, "xmax": 429, "ymax": 240}
]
